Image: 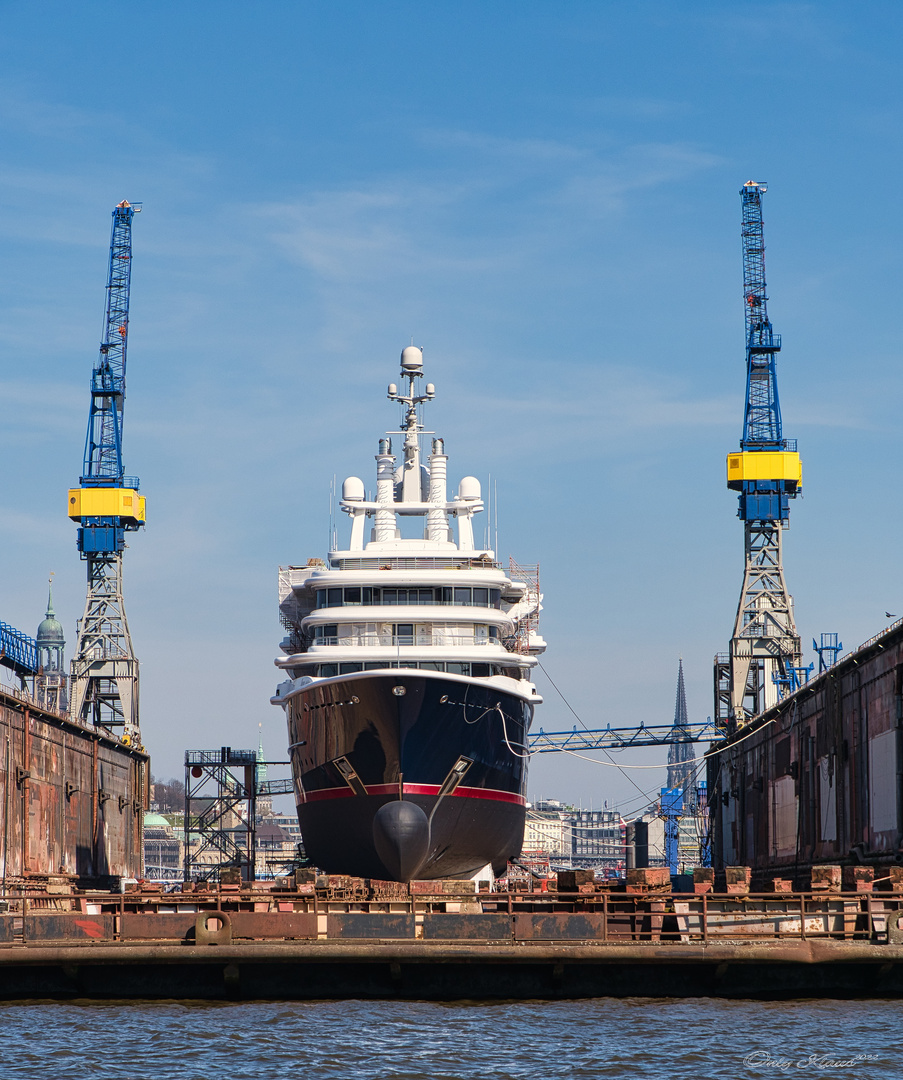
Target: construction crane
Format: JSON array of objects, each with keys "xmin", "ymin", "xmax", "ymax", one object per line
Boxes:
[
  {"xmin": 68, "ymin": 201, "xmax": 145, "ymax": 743},
  {"xmin": 716, "ymin": 182, "xmax": 803, "ymax": 729}
]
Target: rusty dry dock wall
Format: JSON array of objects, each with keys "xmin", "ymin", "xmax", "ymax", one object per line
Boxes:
[
  {"xmin": 0, "ymin": 688, "xmax": 148, "ymax": 885},
  {"xmin": 708, "ymin": 621, "xmax": 903, "ymax": 884}
]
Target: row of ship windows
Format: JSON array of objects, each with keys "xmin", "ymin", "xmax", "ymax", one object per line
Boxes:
[
  {"xmin": 316, "ymin": 587, "xmax": 503, "ymax": 609},
  {"xmin": 312, "ymin": 623, "xmax": 501, "ymax": 646},
  {"xmin": 309, "ymin": 661, "xmax": 522, "ymax": 678}
]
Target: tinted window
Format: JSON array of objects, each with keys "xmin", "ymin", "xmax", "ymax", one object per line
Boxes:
[
  {"xmin": 344, "ymin": 587, "xmax": 361, "ymax": 604},
  {"xmin": 490, "ymin": 589, "xmax": 501, "ymax": 608},
  {"xmin": 339, "ymin": 662, "xmax": 363, "ymax": 673},
  {"xmin": 327, "ymin": 588, "xmax": 342, "ymax": 606},
  {"xmin": 473, "ymin": 588, "xmax": 489, "ymax": 606},
  {"xmin": 471, "ymin": 663, "xmax": 490, "ymax": 677}
]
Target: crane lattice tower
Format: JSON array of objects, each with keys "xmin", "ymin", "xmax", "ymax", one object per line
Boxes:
[
  {"xmin": 68, "ymin": 201, "xmax": 145, "ymax": 743},
  {"xmin": 719, "ymin": 182, "xmax": 802, "ymax": 728}
]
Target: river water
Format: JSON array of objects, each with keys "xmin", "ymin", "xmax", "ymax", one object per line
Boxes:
[{"xmin": 0, "ymin": 998, "xmax": 897, "ymax": 1080}]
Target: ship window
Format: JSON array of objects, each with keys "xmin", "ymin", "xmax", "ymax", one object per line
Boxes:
[
  {"xmin": 472, "ymin": 663, "xmax": 490, "ymax": 677},
  {"xmin": 420, "ymin": 661, "xmax": 444, "ymax": 671},
  {"xmin": 454, "ymin": 587, "xmax": 471, "ymax": 606},
  {"xmin": 318, "ymin": 663, "xmax": 338, "ymax": 677},
  {"xmin": 344, "ymin": 587, "xmax": 362, "ymax": 604},
  {"xmin": 473, "ymin": 587, "xmax": 489, "ymax": 606},
  {"xmin": 393, "ymin": 624, "xmax": 414, "ymax": 646},
  {"xmin": 364, "ymin": 662, "xmax": 387, "ymax": 670},
  {"xmin": 379, "ymin": 587, "xmax": 435, "ymax": 605},
  {"xmin": 447, "ymin": 663, "xmax": 470, "ymax": 675},
  {"xmin": 488, "ymin": 625, "xmax": 499, "ymax": 640},
  {"xmin": 339, "ymin": 662, "xmax": 363, "ymax": 673},
  {"xmin": 441, "ymin": 587, "xmax": 453, "ymax": 603},
  {"xmin": 490, "ymin": 589, "xmax": 501, "ymax": 608},
  {"xmin": 327, "ymin": 588, "xmax": 343, "ymax": 606}
]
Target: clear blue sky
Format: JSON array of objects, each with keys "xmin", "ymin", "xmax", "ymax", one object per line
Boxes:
[{"xmin": 0, "ymin": 2, "xmax": 900, "ymax": 815}]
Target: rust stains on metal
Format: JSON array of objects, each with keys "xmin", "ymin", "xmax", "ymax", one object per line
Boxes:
[
  {"xmin": 0, "ymin": 685, "xmax": 148, "ymax": 887},
  {"xmin": 709, "ymin": 619, "xmax": 903, "ymax": 885}
]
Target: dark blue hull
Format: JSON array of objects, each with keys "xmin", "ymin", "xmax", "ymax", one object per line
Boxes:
[{"xmin": 285, "ymin": 672, "xmax": 533, "ymax": 880}]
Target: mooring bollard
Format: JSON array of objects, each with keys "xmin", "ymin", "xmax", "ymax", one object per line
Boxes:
[{"xmin": 195, "ymin": 910, "xmax": 232, "ymax": 946}]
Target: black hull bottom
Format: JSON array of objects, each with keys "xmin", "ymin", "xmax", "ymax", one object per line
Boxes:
[
  {"xmin": 298, "ymin": 793, "xmax": 526, "ymax": 880},
  {"xmin": 285, "ymin": 672, "xmax": 533, "ymax": 881}
]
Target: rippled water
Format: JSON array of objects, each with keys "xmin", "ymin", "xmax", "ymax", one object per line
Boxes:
[{"xmin": 0, "ymin": 998, "xmax": 898, "ymax": 1080}]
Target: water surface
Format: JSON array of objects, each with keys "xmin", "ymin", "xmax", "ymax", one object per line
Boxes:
[{"xmin": 0, "ymin": 998, "xmax": 896, "ymax": 1080}]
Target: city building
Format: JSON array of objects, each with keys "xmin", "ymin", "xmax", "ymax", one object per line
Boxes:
[
  {"xmin": 570, "ymin": 809, "xmax": 625, "ymax": 874},
  {"xmin": 523, "ymin": 802, "xmax": 572, "ymax": 861},
  {"xmin": 143, "ymin": 813, "xmax": 182, "ymax": 881}
]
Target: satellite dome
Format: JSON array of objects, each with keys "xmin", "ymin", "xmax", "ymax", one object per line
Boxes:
[
  {"xmin": 342, "ymin": 476, "xmax": 365, "ymax": 501},
  {"xmin": 400, "ymin": 346, "xmax": 423, "ymax": 371},
  {"xmin": 458, "ymin": 476, "xmax": 481, "ymax": 500}
]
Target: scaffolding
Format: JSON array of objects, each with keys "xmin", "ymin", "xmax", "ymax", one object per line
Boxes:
[
  {"xmin": 505, "ymin": 558, "xmax": 541, "ymax": 655},
  {"xmin": 183, "ymin": 748, "xmax": 294, "ymax": 882}
]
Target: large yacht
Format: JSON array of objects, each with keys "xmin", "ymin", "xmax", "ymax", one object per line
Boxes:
[{"xmin": 272, "ymin": 346, "xmax": 545, "ymax": 881}]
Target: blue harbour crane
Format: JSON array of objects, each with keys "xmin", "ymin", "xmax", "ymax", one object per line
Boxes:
[
  {"xmin": 718, "ymin": 182, "xmax": 803, "ymax": 728},
  {"xmin": 68, "ymin": 201, "xmax": 145, "ymax": 742}
]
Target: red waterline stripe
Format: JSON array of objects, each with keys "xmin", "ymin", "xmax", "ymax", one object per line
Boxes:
[{"xmin": 300, "ymin": 783, "xmax": 525, "ymax": 806}]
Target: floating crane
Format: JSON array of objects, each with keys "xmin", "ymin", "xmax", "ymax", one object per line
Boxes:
[
  {"xmin": 68, "ymin": 201, "xmax": 145, "ymax": 743},
  {"xmin": 717, "ymin": 182, "xmax": 802, "ymax": 728}
]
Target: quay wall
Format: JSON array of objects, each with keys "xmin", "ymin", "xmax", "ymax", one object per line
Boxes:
[
  {"xmin": 0, "ymin": 685, "xmax": 148, "ymax": 885},
  {"xmin": 2, "ymin": 885, "xmax": 903, "ymax": 999},
  {"xmin": 708, "ymin": 619, "xmax": 903, "ymax": 884}
]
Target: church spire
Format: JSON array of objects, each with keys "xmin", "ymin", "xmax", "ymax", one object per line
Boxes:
[
  {"xmin": 36, "ymin": 571, "xmax": 67, "ymax": 713},
  {"xmin": 256, "ymin": 723, "xmax": 272, "ymax": 818},
  {"xmin": 667, "ymin": 658, "xmax": 695, "ymax": 795}
]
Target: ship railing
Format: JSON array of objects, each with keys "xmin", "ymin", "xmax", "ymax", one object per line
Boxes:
[
  {"xmin": 317, "ymin": 597, "xmax": 504, "ymax": 610},
  {"xmin": 1, "ymin": 888, "xmax": 899, "ymax": 945},
  {"xmin": 330, "ymin": 557, "xmax": 503, "ymax": 571},
  {"xmin": 314, "ymin": 633, "xmax": 499, "ymax": 647}
]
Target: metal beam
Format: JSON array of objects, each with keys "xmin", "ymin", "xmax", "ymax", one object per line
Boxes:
[{"xmin": 529, "ymin": 722, "xmax": 722, "ymax": 753}]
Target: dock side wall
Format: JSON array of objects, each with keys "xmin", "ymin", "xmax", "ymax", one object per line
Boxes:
[
  {"xmin": 0, "ymin": 689, "xmax": 148, "ymax": 884},
  {"xmin": 708, "ymin": 623, "xmax": 903, "ymax": 883}
]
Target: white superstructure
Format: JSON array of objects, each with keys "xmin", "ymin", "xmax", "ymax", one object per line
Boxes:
[{"xmin": 273, "ymin": 346, "xmax": 545, "ymax": 704}]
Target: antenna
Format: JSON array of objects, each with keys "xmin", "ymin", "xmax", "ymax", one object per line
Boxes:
[
  {"xmin": 328, "ymin": 475, "xmax": 335, "ymax": 551},
  {"xmin": 485, "ymin": 473, "xmax": 491, "ymax": 550},
  {"xmin": 494, "ymin": 477, "xmax": 499, "ymax": 558}
]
